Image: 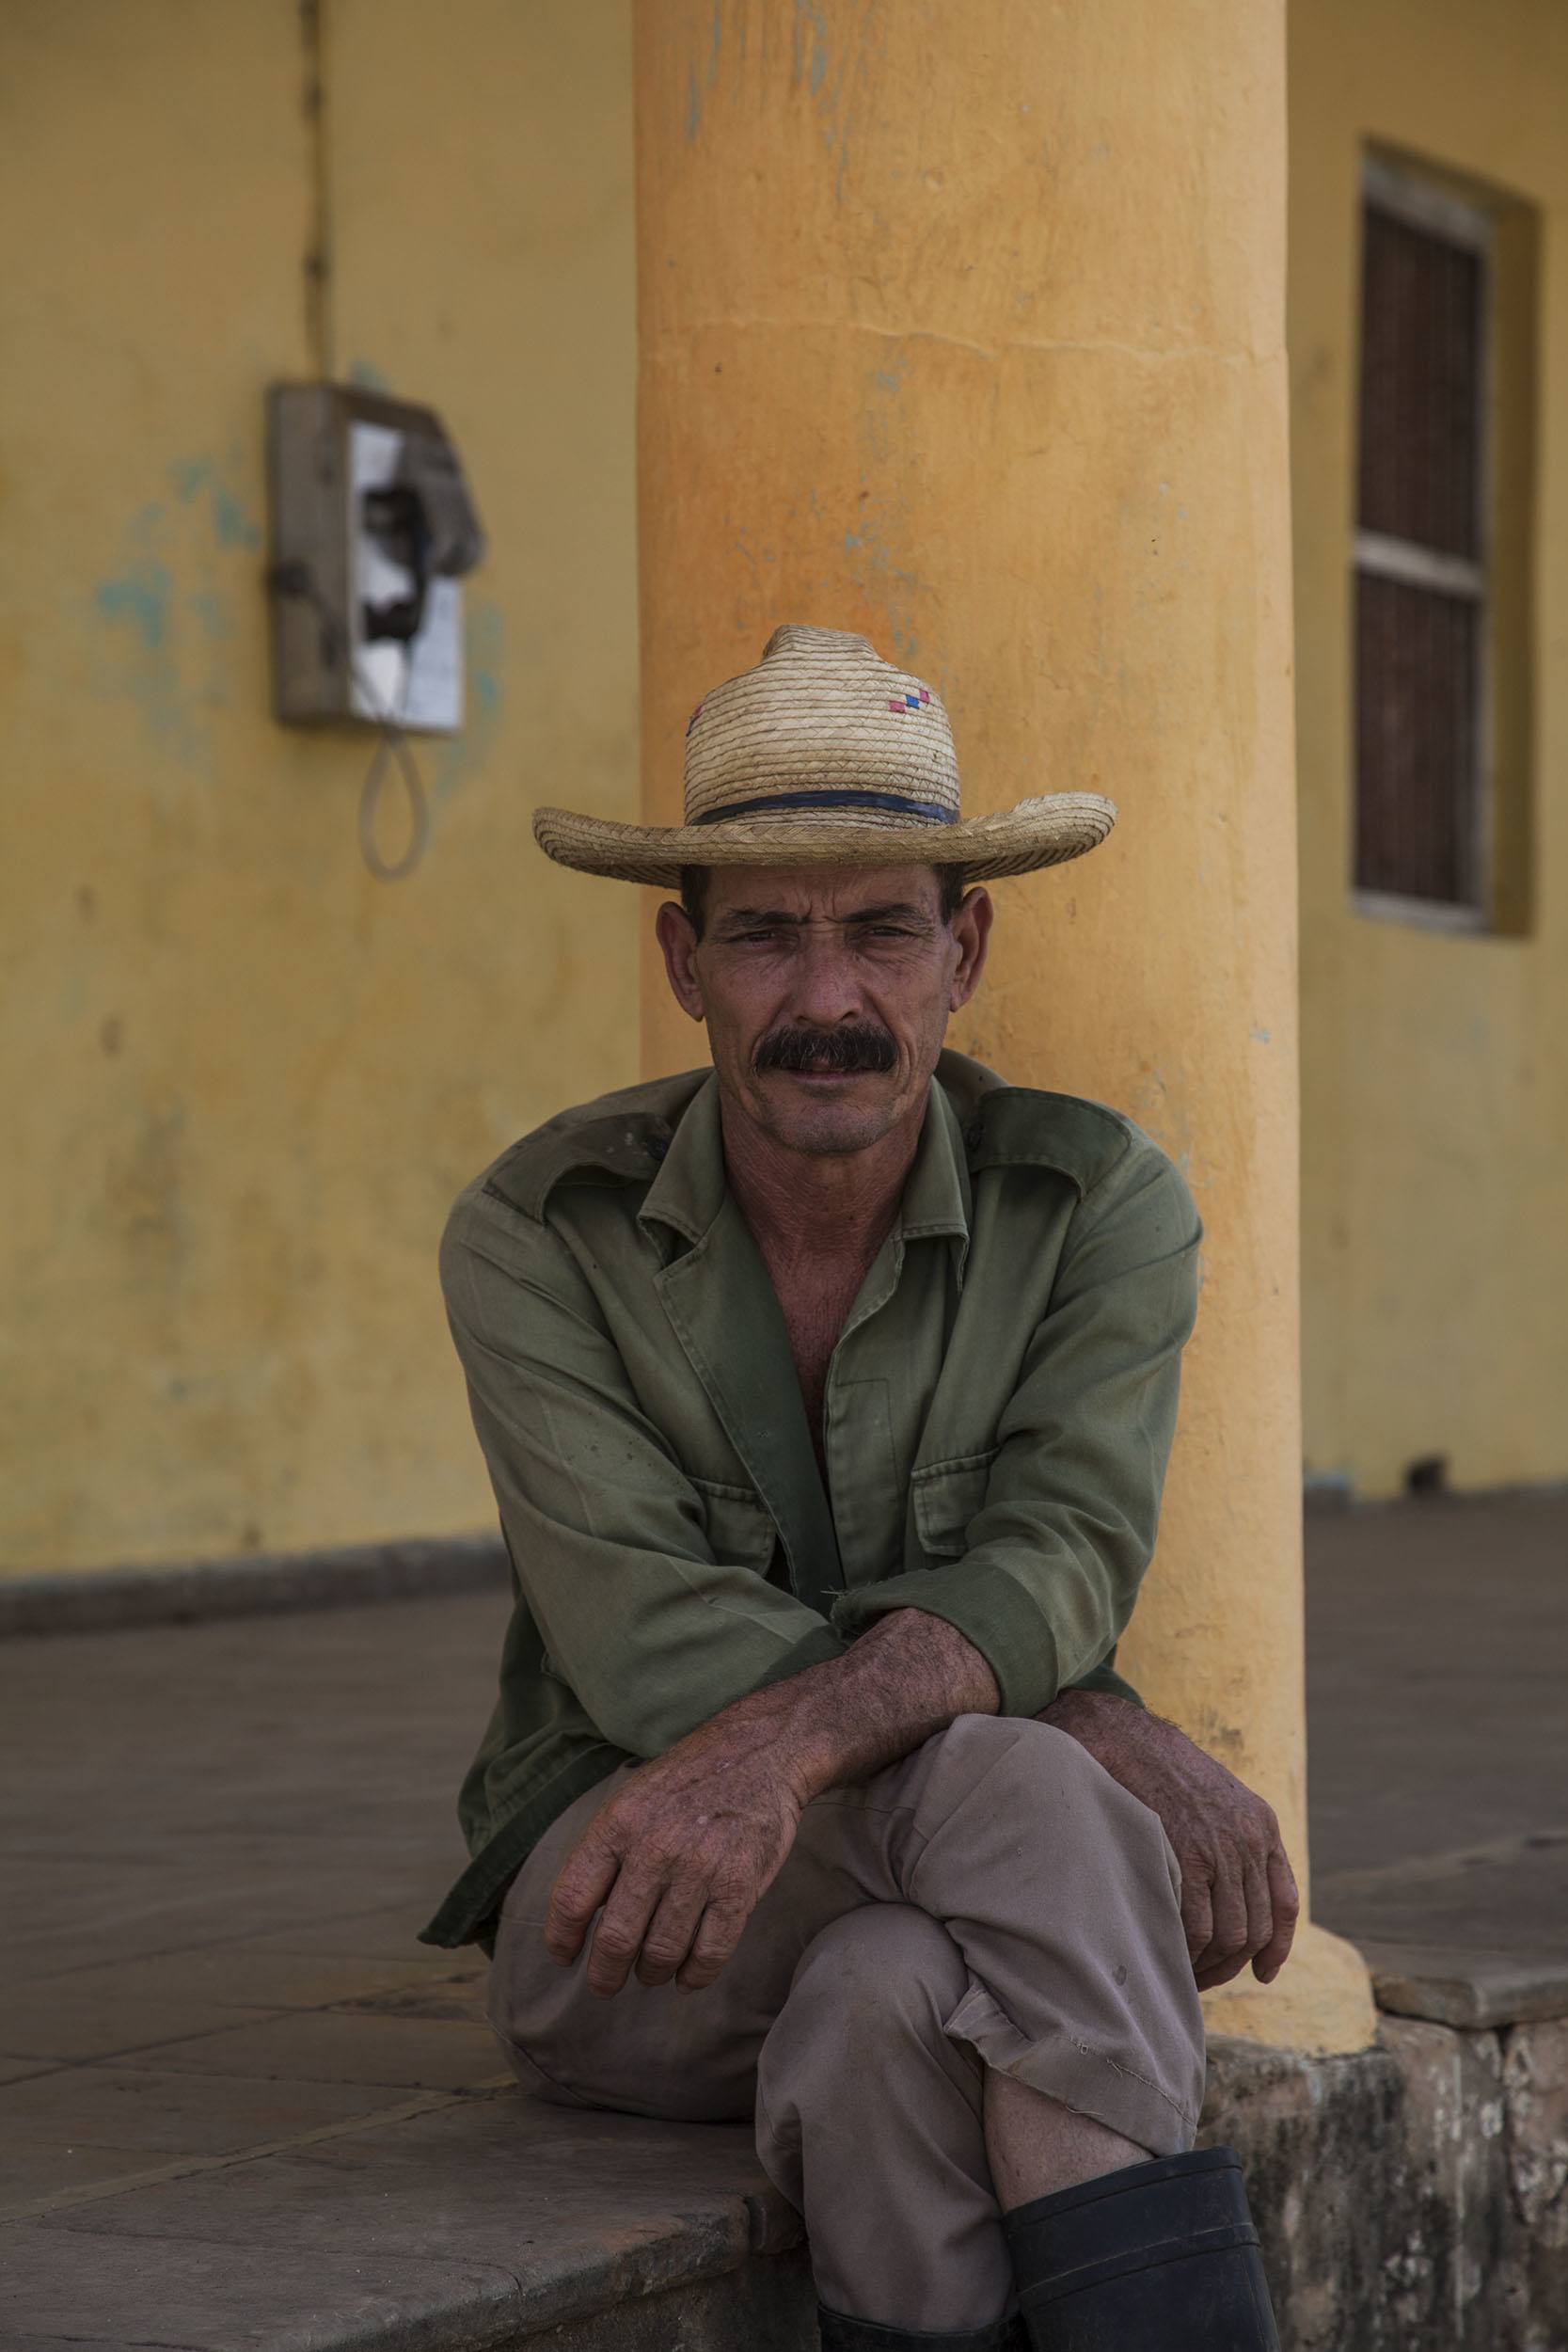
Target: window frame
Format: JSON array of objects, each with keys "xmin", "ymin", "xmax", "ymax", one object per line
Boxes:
[{"xmin": 1352, "ymin": 154, "xmax": 1496, "ymax": 934}]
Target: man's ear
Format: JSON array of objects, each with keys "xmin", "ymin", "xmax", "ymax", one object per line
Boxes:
[
  {"xmin": 655, "ymin": 900, "xmax": 705, "ymax": 1024},
  {"xmin": 948, "ymin": 886, "xmax": 993, "ymax": 1012}
]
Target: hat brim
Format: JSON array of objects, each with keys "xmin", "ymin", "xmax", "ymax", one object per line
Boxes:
[{"xmin": 532, "ymin": 793, "xmax": 1116, "ymax": 887}]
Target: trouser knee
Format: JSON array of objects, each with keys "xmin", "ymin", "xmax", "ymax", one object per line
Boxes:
[
  {"xmin": 913, "ymin": 1712, "xmax": 1185, "ymax": 1917},
  {"xmin": 763, "ymin": 1901, "xmax": 974, "ymax": 2089}
]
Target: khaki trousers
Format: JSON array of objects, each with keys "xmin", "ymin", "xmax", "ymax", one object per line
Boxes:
[{"xmin": 488, "ymin": 1714, "xmax": 1206, "ymax": 2333}]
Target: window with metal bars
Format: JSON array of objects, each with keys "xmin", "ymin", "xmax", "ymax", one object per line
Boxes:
[{"xmin": 1354, "ymin": 159, "xmax": 1491, "ymax": 922}]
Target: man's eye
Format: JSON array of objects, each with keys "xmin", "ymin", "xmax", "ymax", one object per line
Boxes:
[{"xmin": 862, "ymin": 925, "xmax": 919, "ymax": 941}]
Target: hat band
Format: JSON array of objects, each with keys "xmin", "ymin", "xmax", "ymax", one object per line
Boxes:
[{"xmin": 692, "ymin": 787, "xmax": 957, "ymax": 828}]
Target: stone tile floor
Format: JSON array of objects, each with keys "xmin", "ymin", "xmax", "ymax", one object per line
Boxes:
[
  {"xmin": 0, "ymin": 1594, "xmax": 511, "ymax": 2212},
  {"xmin": 1, "ymin": 1491, "xmax": 1563, "ymax": 2344},
  {"xmin": 1306, "ymin": 1490, "xmax": 1568, "ymax": 2023}
]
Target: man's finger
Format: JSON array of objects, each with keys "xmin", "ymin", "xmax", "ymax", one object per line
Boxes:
[
  {"xmin": 634, "ymin": 1881, "xmax": 708, "ymax": 1988},
  {"xmin": 1253, "ymin": 1845, "xmax": 1301, "ymax": 1983},
  {"xmin": 585, "ymin": 1867, "xmax": 666, "ymax": 1998},
  {"xmin": 1193, "ymin": 1857, "xmax": 1249, "ymax": 1978},
  {"xmin": 1195, "ymin": 1948, "xmax": 1254, "ymax": 1992},
  {"xmin": 545, "ymin": 1835, "xmax": 621, "ymax": 1965},
  {"xmin": 1180, "ymin": 1867, "xmax": 1214, "ymax": 1972},
  {"xmin": 675, "ymin": 1899, "xmax": 750, "ymax": 1993},
  {"xmin": 1241, "ymin": 1852, "xmax": 1273, "ymax": 1960}
]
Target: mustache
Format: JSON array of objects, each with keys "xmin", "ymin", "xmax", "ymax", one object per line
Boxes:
[{"xmin": 753, "ymin": 1023, "xmax": 899, "ymax": 1076}]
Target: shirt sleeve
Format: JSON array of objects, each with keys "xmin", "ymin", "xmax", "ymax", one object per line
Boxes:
[
  {"xmin": 440, "ymin": 1189, "xmax": 847, "ymax": 1759},
  {"xmin": 827, "ymin": 1140, "xmax": 1201, "ymax": 1719}
]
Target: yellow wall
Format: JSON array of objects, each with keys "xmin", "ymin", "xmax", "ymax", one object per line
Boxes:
[
  {"xmin": 0, "ymin": 0, "xmax": 638, "ymax": 1574},
  {"xmin": 1290, "ymin": 0, "xmax": 1568, "ymax": 1497}
]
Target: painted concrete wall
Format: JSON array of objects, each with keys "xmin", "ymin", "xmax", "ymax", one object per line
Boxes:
[
  {"xmin": 0, "ymin": 1, "xmax": 638, "ymax": 1573},
  {"xmin": 634, "ymin": 0, "xmax": 1372, "ymax": 2052},
  {"xmin": 1290, "ymin": 0, "xmax": 1568, "ymax": 1497}
]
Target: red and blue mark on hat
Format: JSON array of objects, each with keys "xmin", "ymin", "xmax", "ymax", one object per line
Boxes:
[{"xmin": 690, "ymin": 690, "xmax": 927, "ymax": 730}]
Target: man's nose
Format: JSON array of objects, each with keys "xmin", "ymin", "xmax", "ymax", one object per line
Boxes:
[{"xmin": 784, "ymin": 930, "xmax": 866, "ymax": 1026}]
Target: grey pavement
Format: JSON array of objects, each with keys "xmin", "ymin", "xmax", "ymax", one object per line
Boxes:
[
  {"xmin": 0, "ymin": 1492, "xmax": 1563, "ymax": 2344},
  {"xmin": 1307, "ymin": 1489, "xmax": 1568, "ymax": 2025}
]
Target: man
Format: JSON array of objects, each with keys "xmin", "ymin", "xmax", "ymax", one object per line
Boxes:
[{"xmin": 422, "ymin": 625, "xmax": 1293, "ymax": 2349}]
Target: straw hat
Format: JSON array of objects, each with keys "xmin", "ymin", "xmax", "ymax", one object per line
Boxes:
[{"xmin": 532, "ymin": 624, "xmax": 1116, "ymax": 886}]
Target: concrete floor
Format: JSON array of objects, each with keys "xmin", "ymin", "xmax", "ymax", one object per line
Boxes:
[
  {"xmin": 1306, "ymin": 1490, "xmax": 1568, "ymax": 2015},
  {"xmin": 1307, "ymin": 1489, "xmax": 1568, "ymax": 1872},
  {"xmin": 0, "ymin": 1592, "xmax": 509, "ymax": 2208},
  {"xmin": 1, "ymin": 1493, "xmax": 1563, "ymax": 2343}
]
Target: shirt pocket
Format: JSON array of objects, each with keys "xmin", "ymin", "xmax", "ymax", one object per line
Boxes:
[
  {"xmin": 690, "ymin": 1476, "xmax": 779, "ymax": 1574},
  {"xmin": 910, "ymin": 1447, "xmax": 1001, "ymax": 1563}
]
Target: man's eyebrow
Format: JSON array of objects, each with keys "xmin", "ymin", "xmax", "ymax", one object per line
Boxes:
[
  {"xmin": 713, "ymin": 900, "xmax": 934, "ymax": 930},
  {"xmin": 843, "ymin": 901, "xmax": 934, "ymax": 924}
]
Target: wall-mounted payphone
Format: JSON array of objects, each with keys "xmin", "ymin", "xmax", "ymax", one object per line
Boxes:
[
  {"xmin": 266, "ymin": 383, "xmax": 483, "ymax": 731},
  {"xmin": 266, "ymin": 385, "xmax": 484, "ymax": 873}
]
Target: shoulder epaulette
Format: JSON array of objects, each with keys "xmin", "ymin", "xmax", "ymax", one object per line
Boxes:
[
  {"xmin": 963, "ymin": 1088, "xmax": 1139, "ymax": 1199},
  {"xmin": 480, "ymin": 1069, "xmax": 709, "ymax": 1222}
]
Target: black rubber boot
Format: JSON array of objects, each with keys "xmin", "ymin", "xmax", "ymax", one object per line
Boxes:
[
  {"xmin": 816, "ymin": 2304, "xmax": 1026, "ymax": 2351},
  {"xmin": 1003, "ymin": 2146, "xmax": 1281, "ymax": 2349}
]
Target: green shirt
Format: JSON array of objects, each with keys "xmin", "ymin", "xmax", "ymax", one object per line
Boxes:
[{"xmin": 420, "ymin": 1049, "xmax": 1201, "ymax": 1950}]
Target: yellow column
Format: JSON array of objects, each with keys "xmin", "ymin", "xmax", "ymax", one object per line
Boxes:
[{"xmin": 636, "ymin": 0, "xmax": 1374, "ymax": 2054}]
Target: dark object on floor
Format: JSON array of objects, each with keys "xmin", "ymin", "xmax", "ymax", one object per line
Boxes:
[{"xmin": 1403, "ymin": 1453, "xmax": 1449, "ymax": 1496}]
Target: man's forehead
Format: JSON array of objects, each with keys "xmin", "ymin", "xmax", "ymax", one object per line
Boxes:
[{"xmin": 699, "ymin": 862, "xmax": 942, "ymax": 918}]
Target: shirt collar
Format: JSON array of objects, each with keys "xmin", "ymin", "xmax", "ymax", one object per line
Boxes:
[
  {"xmin": 637, "ymin": 1070, "xmax": 726, "ymax": 1248},
  {"xmin": 896, "ymin": 1075, "xmax": 973, "ymax": 1278},
  {"xmin": 638, "ymin": 1066, "xmax": 973, "ymax": 1276}
]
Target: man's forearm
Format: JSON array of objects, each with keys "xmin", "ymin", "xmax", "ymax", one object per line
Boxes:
[
  {"xmin": 705, "ymin": 1606, "xmax": 1001, "ymax": 1802},
  {"xmin": 546, "ymin": 1606, "xmax": 1001, "ymax": 1995}
]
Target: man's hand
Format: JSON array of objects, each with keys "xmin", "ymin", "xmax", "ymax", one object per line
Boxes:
[
  {"xmin": 545, "ymin": 1711, "xmax": 809, "ymax": 1998},
  {"xmin": 546, "ymin": 1608, "xmax": 999, "ymax": 1997},
  {"xmin": 1042, "ymin": 1689, "xmax": 1299, "ymax": 1990}
]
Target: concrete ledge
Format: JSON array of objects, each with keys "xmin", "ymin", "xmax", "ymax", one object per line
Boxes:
[
  {"xmin": 0, "ymin": 1534, "xmax": 510, "ymax": 1640},
  {"xmin": 1317, "ymin": 1827, "xmax": 1568, "ymax": 2029},
  {"xmin": 1205, "ymin": 2024, "xmax": 1568, "ymax": 2346},
  {"xmin": 1363, "ymin": 1941, "xmax": 1568, "ymax": 2030},
  {"xmin": 6, "ymin": 2026, "xmax": 1565, "ymax": 2349},
  {"xmin": 3, "ymin": 2091, "xmax": 816, "ymax": 2351}
]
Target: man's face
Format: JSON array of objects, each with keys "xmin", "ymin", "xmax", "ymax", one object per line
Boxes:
[{"xmin": 656, "ymin": 864, "xmax": 992, "ymax": 1157}]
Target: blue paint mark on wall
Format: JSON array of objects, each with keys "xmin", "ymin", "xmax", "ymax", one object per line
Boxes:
[
  {"xmin": 96, "ymin": 561, "xmax": 171, "ymax": 651},
  {"xmin": 433, "ymin": 597, "xmax": 506, "ymax": 802},
  {"xmin": 685, "ymin": 2, "xmax": 722, "ymax": 142},
  {"xmin": 187, "ymin": 589, "xmax": 230, "ymax": 643},
  {"xmin": 210, "ymin": 484, "xmax": 260, "ymax": 551},
  {"xmin": 790, "ymin": 0, "xmax": 856, "ymax": 199},
  {"xmin": 349, "ymin": 358, "xmax": 392, "ymax": 394},
  {"xmin": 91, "ymin": 478, "xmax": 241, "ymax": 773},
  {"xmin": 793, "ymin": 0, "xmax": 829, "ymax": 95},
  {"xmin": 167, "ymin": 456, "xmax": 261, "ymax": 551}
]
